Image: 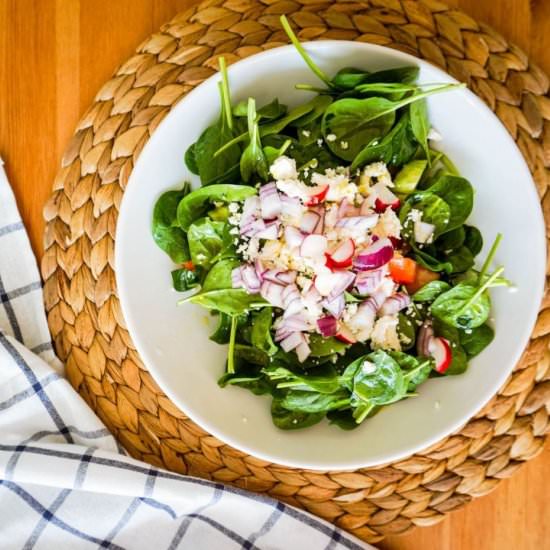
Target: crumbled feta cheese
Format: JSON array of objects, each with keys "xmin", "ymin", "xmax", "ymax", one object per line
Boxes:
[
  {"xmin": 275, "ymin": 179, "xmax": 311, "ymax": 202},
  {"xmin": 229, "ymin": 227, "xmax": 239, "ymax": 235},
  {"xmin": 370, "ymin": 315, "xmax": 401, "ymax": 351},
  {"xmin": 316, "ymin": 139, "xmax": 323, "ymax": 147},
  {"xmin": 313, "ymin": 169, "xmax": 357, "ymax": 203},
  {"xmin": 361, "ymin": 360, "xmax": 377, "ymax": 375},
  {"xmin": 340, "ymin": 141, "xmax": 349, "ymax": 150},
  {"xmin": 270, "ymin": 155, "xmax": 297, "ymax": 181},
  {"xmin": 360, "ymin": 162, "xmax": 393, "ymax": 188},
  {"xmin": 228, "ymin": 202, "xmax": 239, "ymax": 213},
  {"xmin": 326, "ymin": 133, "xmax": 337, "ymax": 142},
  {"xmin": 342, "ymin": 303, "xmax": 358, "ymax": 324},
  {"xmin": 302, "ymin": 129, "xmax": 311, "ymax": 138},
  {"xmin": 428, "ymin": 128, "xmax": 442, "ymax": 141},
  {"xmin": 372, "ymin": 208, "xmax": 401, "ymax": 239}
]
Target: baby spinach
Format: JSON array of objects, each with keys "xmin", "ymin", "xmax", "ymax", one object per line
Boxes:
[
  {"xmin": 234, "ymin": 97, "xmax": 287, "ymax": 120},
  {"xmin": 332, "ymin": 67, "xmax": 371, "ymax": 90},
  {"xmin": 409, "ymin": 98, "xmax": 430, "ymax": 161},
  {"xmin": 183, "ymin": 289, "xmax": 268, "ymax": 316},
  {"xmin": 445, "ymin": 245, "xmax": 474, "ymax": 273},
  {"xmin": 152, "ymin": 186, "xmax": 190, "ymax": 263},
  {"xmin": 234, "ymin": 344, "xmax": 269, "ymax": 367},
  {"xmin": 400, "ymin": 193, "xmax": 452, "ymax": 238},
  {"xmin": 279, "ymin": 389, "xmax": 350, "ymax": 414},
  {"xmin": 171, "ymin": 267, "xmax": 200, "ymax": 292},
  {"xmin": 263, "ymin": 364, "xmax": 340, "ymax": 394},
  {"xmin": 308, "ymin": 334, "xmax": 349, "ymax": 357},
  {"xmin": 250, "ymin": 308, "xmax": 278, "ymax": 356},
  {"xmin": 240, "ymin": 98, "xmax": 269, "ymax": 182},
  {"xmin": 218, "ymin": 372, "xmax": 273, "ymax": 396},
  {"xmin": 412, "ymin": 245, "xmax": 454, "ymax": 274},
  {"xmin": 184, "ymin": 143, "xmax": 198, "ymax": 174},
  {"xmin": 436, "ymin": 226, "xmax": 465, "ymax": 251},
  {"xmin": 202, "ymin": 258, "xmax": 239, "ymax": 291},
  {"xmin": 460, "ymin": 324, "xmax": 494, "ymax": 358},
  {"xmin": 210, "ymin": 312, "xmax": 232, "ymax": 344},
  {"xmin": 464, "ymin": 225, "xmax": 483, "ymax": 256},
  {"xmin": 271, "ymin": 399, "xmax": 325, "ymax": 430},
  {"xmin": 177, "ymin": 184, "xmax": 256, "ymax": 231},
  {"xmin": 427, "ymin": 175, "xmax": 474, "ymax": 232},
  {"xmin": 187, "ymin": 218, "xmax": 225, "ymax": 268},
  {"xmin": 412, "ymin": 280, "xmax": 451, "ymax": 302},
  {"xmin": 397, "ymin": 313, "xmax": 416, "ymax": 350},
  {"xmin": 327, "ymin": 409, "xmax": 361, "ymax": 430}
]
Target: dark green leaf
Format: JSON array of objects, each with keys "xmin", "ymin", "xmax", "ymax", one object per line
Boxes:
[
  {"xmin": 202, "ymin": 258, "xmax": 240, "ymax": 291},
  {"xmin": 171, "ymin": 268, "xmax": 200, "ymax": 292},
  {"xmin": 184, "ymin": 143, "xmax": 198, "ymax": 174},
  {"xmin": 279, "ymin": 389, "xmax": 350, "ymax": 413},
  {"xmin": 426, "ymin": 175, "xmax": 474, "ymax": 233},
  {"xmin": 409, "ymin": 99, "xmax": 430, "ymax": 160},
  {"xmin": 431, "ymin": 283, "xmax": 491, "ymax": 329},
  {"xmin": 460, "ymin": 324, "xmax": 494, "ymax": 358},
  {"xmin": 210, "ymin": 312, "xmax": 233, "ymax": 344},
  {"xmin": 185, "ymin": 289, "xmax": 268, "ymax": 315},
  {"xmin": 251, "ymin": 308, "xmax": 278, "ymax": 356},
  {"xmin": 308, "ymin": 334, "xmax": 349, "ymax": 357},
  {"xmin": 271, "ymin": 399, "xmax": 325, "ymax": 430},
  {"xmin": 262, "ymin": 364, "xmax": 340, "ymax": 394},
  {"xmin": 412, "ymin": 280, "xmax": 451, "ymax": 302},
  {"xmin": 464, "ymin": 225, "xmax": 483, "ymax": 256},
  {"xmin": 436, "ymin": 226, "xmax": 465, "ymax": 251},
  {"xmin": 400, "ymin": 193, "xmax": 452, "ymax": 238},
  {"xmin": 326, "ymin": 409, "xmax": 361, "ymax": 430},
  {"xmin": 187, "ymin": 218, "xmax": 225, "ymax": 268}
]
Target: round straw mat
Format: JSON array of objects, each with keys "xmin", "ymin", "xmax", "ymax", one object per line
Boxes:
[{"xmin": 41, "ymin": 0, "xmax": 550, "ymax": 543}]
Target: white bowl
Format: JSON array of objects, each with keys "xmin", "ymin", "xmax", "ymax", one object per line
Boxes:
[{"xmin": 115, "ymin": 41, "xmax": 546, "ymax": 470}]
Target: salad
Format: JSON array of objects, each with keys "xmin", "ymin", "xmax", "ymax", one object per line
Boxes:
[{"xmin": 152, "ymin": 16, "xmax": 511, "ymax": 430}]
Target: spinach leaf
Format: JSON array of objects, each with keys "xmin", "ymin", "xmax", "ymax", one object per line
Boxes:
[
  {"xmin": 322, "ymin": 98, "xmax": 396, "ymax": 160},
  {"xmin": 431, "ymin": 319, "xmax": 469, "ymax": 375},
  {"xmin": 431, "ymin": 282, "xmax": 491, "ymax": 329},
  {"xmin": 397, "ymin": 313, "xmax": 416, "ymax": 350},
  {"xmin": 352, "ymin": 350, "xmax": 406, "ymax": 406},
  {"xmin": 426, "ymin": 175, "xmax": 474, "ymax": 233},
  {"xmin": 210, "ymin": 312, "xmax": 233, "ymax": 344},
  {"xmin": 446, "ymin": 245, "xmax": 474, "ymax": 273},
  {"xmin": 188, "ymin": 218, "xmax": 225, "ymax": 268},
  {"xmin": 291, "ymin": 95, "xmax": 333, "ymax": 128},
  {"xmin": 240, "ymin": 98, "xmax": 269, "ymax": 182},
  {"xmin": 263, "ymin": 364, "xmax": 340, "ymax": 394},
  {"xmin": 389, "ymin": 352, "xmax": 432, "ymax": 390},
  {"xmin": 184, "ymin": 143, "xmax": 198, "ymax": 174},
  {"xmin": 171, "ymin": 267, "xmax": 200, "ymax": 292},
  {"xmin": 234, "ymin": 344, "xmax": 269, "ymax": 367},
  {"xmin": 202, "ymin": 258, "xmax": 240, "ymax": 291},
  {"xmin": 250, "ymin": 308, "xmax": 278, "ymax": 356},
  {"xmin": 152, "ymin": 187, "xmax": 190, "ymax": 263},
  {"xmin": 460, "ymin": 324, "xmax": 494, "ymax": 358},
  {"xmin": 177, "ymin": 184, "xmax": 256, "ymax": 231},
  {"xmin": 400, "ymin": 193, "xmax": 451, "ymax": 238},
  {"xmin": 412, "ymin": 245, "xmax": 453, "ymax": 274},
  {"xmin": 218, "ymin": 372, "xmax": 273, "ymax": 395},
  {"xmin": 412, "ymin": 280, "xmax": 451, "ymax": 302},
  {"xmin": 326, "ymin": 409, "xmax": 361, "ymax": 430},
  {"xmin": 271, "ymin": 399, "xmax": 325, "ymax": 430},
  {"xmin": 279, "ymin": 389, "xmax": 350, "ymax": 413},
  {"xmin": 362, "ymin": 66, "xmax": 420, "ymax": 85},
  {"xmin": 192, "ymin": 59, "xmax": 242, "ymax": 186},
  {"xmin": 234, "ymin": 97, "xmax": 287, "ymax": 120},
  {"xmin": 436, "ymin": 226, "xmax": 465, "ymax": 251},
  {"xmin": 332, "ymin": 67, "xmax": 370, "ymax": 90},
  {"xmin": 184, "ymin": 289, "xmax": 268, "ymax": 315},
  {"xmin": 308, "ymin": 334, "xmax": 349, "ymax": 357},
  {"xmin": 409, "ymin": 99, "xmax": 430, "ymax": 160},
  {"xmin": 464, "ymin": 225, "xmax": 483, "ymax": 256}
]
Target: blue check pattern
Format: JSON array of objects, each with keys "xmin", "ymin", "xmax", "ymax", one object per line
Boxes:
[{"xmin": 0, "ymin": 160, "xmax": 372, "ymax": 550}]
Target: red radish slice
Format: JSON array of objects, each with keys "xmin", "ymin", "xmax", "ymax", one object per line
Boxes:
[
  {"xmin": 300, "ymin": 234, "xmax": 328, "ymax": 258},
  {"xmin": 317, "ymin": 316, "xmax": 338, "ymax": 337},
  {"xmin": 379, "ymin": 293, "xmax": 411, "ymax": 315},
  {"xmin": 305, "ymin": 185, "xmax": 329, "ymax": 206},
  {"xmin": 428, "ymin": 336, "xmax": 452, "ymax": 373},
  {"xmin": 300, "ymin": 211, "xmax": 320, "ymax": 234},
  {"xmin": 373, "ymin": 184, "xmax": 400, "ymax": 213},
  {"xmin": 337, "ymin": 198, "xmax": 360, "ymax": 219},
  {"xmin": 335, "ymin": 325, "xmax": 356, "ymax": 344},
  {"xmin": 296, "ymin": 340, "xmax": 311, "ymax": 362},
  {"xmin": 284, "ymin": 226, "xmax": 305, "ymax": 249},
  {"xmin": 325, "ymin": 238, "xmax": 355, "ymax": 269},
  {"xmin": 354, "ymin": 238, "xmax": 394, "ymax": 271}
]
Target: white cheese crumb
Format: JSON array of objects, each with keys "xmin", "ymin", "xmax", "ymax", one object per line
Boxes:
[
  {"xmin": 370, "ymin": 315, "xmax": 401, "ymax": 351},
  {"xmin": 228, "ymin": 202, "xmax": 239, "ymax": 213},
  {"xmin": 302, "ymin": 130, "xmax": 311, "ymax": 137},
  {"xmin": 361, "ymin": 360, "xmax": 377, "ymax": 375},
  {"xmin": 340, "ymin": 141, "xmax": 349, "ymax": 150},
  {"xmin": 316, "ymin": 139, "xmax": 323, "ymax": 147},
  {"xmin": 326, "ymin": 133, "xmax": 337, "ymax": 142},
  {"xmin": 270, "ymin": 155, "xmax": 297, "ymax": 181},
  {"xmin": 372, "ymin": 208, "xmax": 401, "ymax": 239}
]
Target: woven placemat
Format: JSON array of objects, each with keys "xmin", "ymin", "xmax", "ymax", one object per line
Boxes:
[{"xmin": 41, "ymin": 0, "xmax": 550, "ymax": 543}]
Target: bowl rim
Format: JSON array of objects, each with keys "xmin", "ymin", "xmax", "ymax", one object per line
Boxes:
[{"xmin": 115, "ymin": 39, "xmax": 546, "ymax": 470}]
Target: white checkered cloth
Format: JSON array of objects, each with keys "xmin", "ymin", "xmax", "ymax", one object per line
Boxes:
[{"xmin": 0, "ymin": 160, "xmax": 374, "ymax": 550}]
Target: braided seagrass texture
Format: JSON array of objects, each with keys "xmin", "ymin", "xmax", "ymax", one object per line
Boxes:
[{"xmin": 41, "ymin": 0, "xmax": 550, "ymax": 543}]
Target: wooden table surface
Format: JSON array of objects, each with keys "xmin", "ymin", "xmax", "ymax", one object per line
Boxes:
[{"xmin": 1, "ymin": 1, "xmax": 549, "ymax": 548}]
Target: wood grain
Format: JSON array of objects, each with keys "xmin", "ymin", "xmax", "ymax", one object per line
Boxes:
[{"xmin": 1, "ymin": 1, "xmax": 549, "ymax": 548}]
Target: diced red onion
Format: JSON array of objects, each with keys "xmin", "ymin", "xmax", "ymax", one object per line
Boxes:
[
  {"xmin": 259, "ymin": 183, "xmax": 282, "ymax": 220},
  {"xmin": 276, "ymin": 270, "xmax": 297, "ymax": 284},
  {"xmin": 417, "ymin": 322, "xmax": 434, "ymax": 357},
  {"xmin": 317, "ymin": 316, "xmax": 338, "ymax": 337},
  {"xmin": 241, "ymin": 218, "xmax": 266, "ymax": 237},
  {"xmin": 284, "ymin": 226, "xmax": 305, "ymax": 249},
  {"xmin": 295, "ymin": 340, "xmax": 311, "ymax": 362},
  {"xmin": 280, "ymin": 313, "xmax": 312, "ymax": 332},
  {"xmin": 255, "ymin": 221, "xmax": 279, "ymax": 240},
  {"xmin": 355, "ymin": 268, "xmax": 384, "ymax": 295},
  {"xmin": 240, "ymin": 196, "xmax": 260, "ymax": 228},
  {"xmin": 304, "ymin": 285, "xmax": 322, "ymax": 304},
  {"xmin": 328, "ymin": 271, "xmax": 356, "ymax": 301},
  {"xmin": 254, "ymin": 259, "xmax": 267, "ymax": 280},
  {"xmin": 282, "ymin": 284, "xmax": 300, "ymax": 308},
  {"xmin": 231, "ymin": 267, "xmax": 243, "ymax": 289},
  {"xmin": 263, "ymin": 269, "xmax": 284, "ymax": 284},
  {"xmin": 241, "ymin": 264, "xmax": 261, "ymax": 293},
  {"xmin": 379, "ymin": 292, "xmax": 411, "ymax": 316},
  {"xmin": 260, "ymin": 281, "xmax": 284, "ymax": 308},
  {"xmin": 280, "ymin": 332, "xmax": 304, "ymax": 353},
  {"xmin": 322, "ymin": 293, "xmax": 345, "ymax": 319},
  {"xmin": 300, "ymin": 210, "xmax": 320, "ymax": 234},
  {"xmin": 353, "ymin": 238, "xmax": 394, "ymax": 271},
  {"xmin": 280, "ymin": 195, "xmax": 303, "ymax": 221},
  {"xmin": 315, "ymin": 270, "xmax": 355, "ymax": 298}
]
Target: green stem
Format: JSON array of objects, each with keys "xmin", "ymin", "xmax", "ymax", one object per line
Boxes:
[
  {"xmin": 353, "ymin": 402, "xmax": 375, "ymax": 424},
  {"xmin": 295, "ymin": 83, "xmax": 331, "ymax": 93},
  {"xmin": 218, "ymin": 57, "xmax": 233, "ymax": 131},
  {"xmin": 429, "ymin": 147, "xmax": 459, "ymax": 175},
  {"xmin": 459, "ymin": 266, "xmax": 504, "ymax": 314},
  {"xmin": 280, "ymin": 15, "xmax": 333, "ymax": 88},
  {"xmin": 227, "ymin": 315, "xmax": 238, "ymax": 374},
  {"xmin": 341, "ymin": 83, "xmax": 465, "ymax": 140},
  {"xmin": 478, "ymin": 233, "xmax": 502, "ymax": 283}
]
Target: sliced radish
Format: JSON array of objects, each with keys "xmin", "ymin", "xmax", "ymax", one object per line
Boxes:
[
  {"xmin": 284, "ymin": 226, "xmax": 305, "ymax": 249},
  {"xmin": 309, "ymin": 205, "xmax": 325, "ymax": 235},
  {"xmin": 305, "ymin": 185, "xmax": 329, "ymax": 206},
  {"xmin": 354, "ymin": 238, "xmax": 394, "ymax": 271},
  {"xmin": 374, "ymin": 197, "xmax": 400, "ymax": 213},
  {"xmin": 372, "ymin": 184, "xmax": 400, "ymax": 213},
  {"xmin": 300, "ymin": 210, "xmax": 320, "ymax": 234},
  {"xmin": 360, "ymin": 200, "xmax": 374, "ymax": 216},
  {"xmin": 338, "ymin": 198, "xmax": 360, "ymax": 219},
  {"xmin": 325, "ymin": 238, "xmax": 355, "ymax": 269},
  {"xmin": 428, "ymin": 336, "xmax": 452, "ymax": 373},
  {"xmin": 317, "ymin": 316, "xmax": 338, "ymax": 337},
  {"xmin": 335, "ymin": 324, "xmax": 356, "ymax": 344},
  {"xmin": 300, "ymin": 234, "xmax": 328, "ymax": 259}
]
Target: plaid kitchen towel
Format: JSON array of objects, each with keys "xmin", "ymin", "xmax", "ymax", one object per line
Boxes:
[{"xmin": 0, "ymin": 160, "xmax": 373, "ymax": 550}]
